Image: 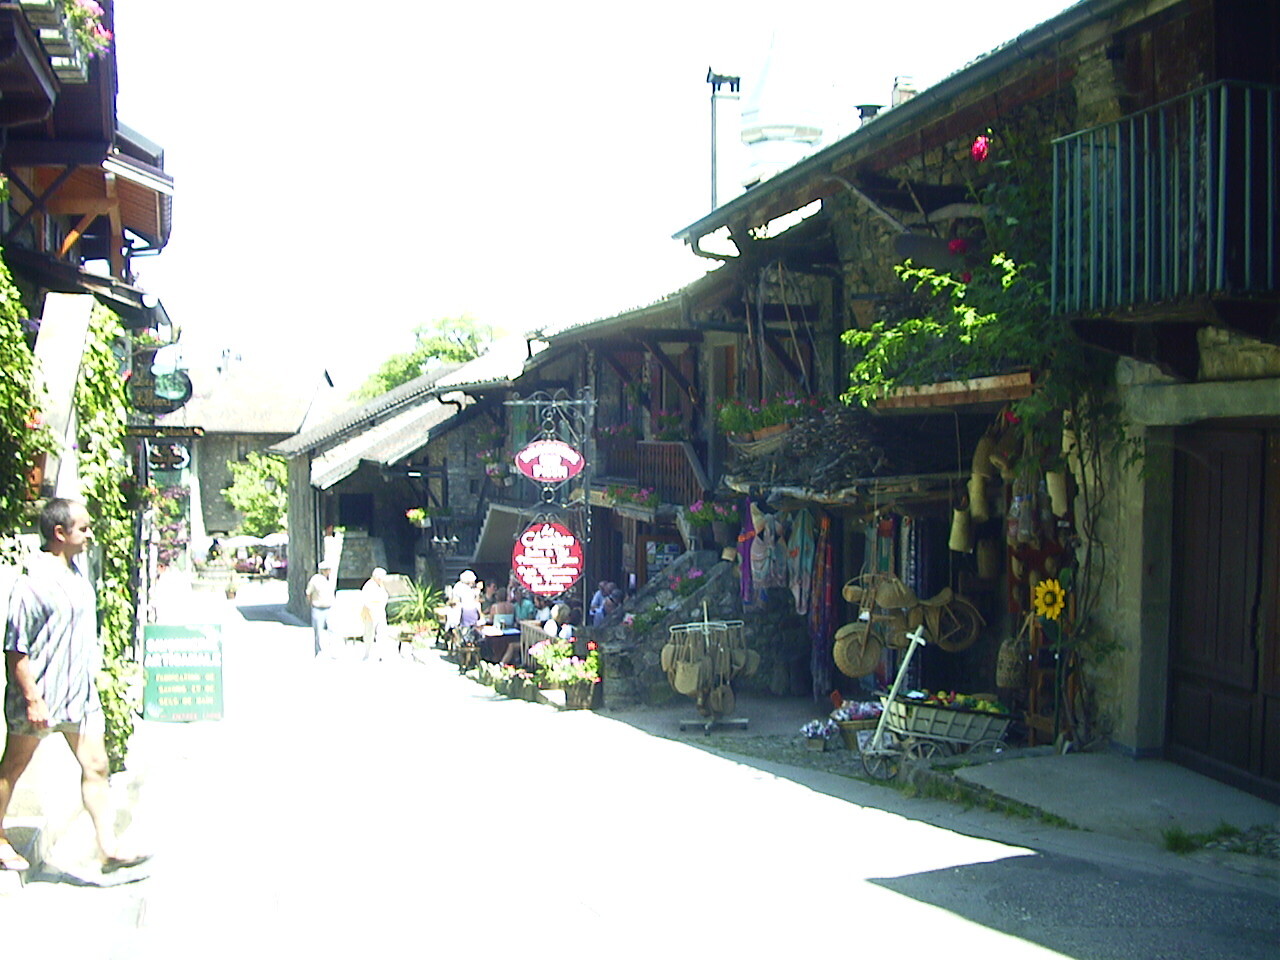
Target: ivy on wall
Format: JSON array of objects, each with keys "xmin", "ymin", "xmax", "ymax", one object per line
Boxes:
[
  {"xmin": 0, "ymin": 257, "xmax": 54, "ymax": 554},
  {"xmin": 74, "ymin": 304, "xmax": 137, "ymax": 772}
]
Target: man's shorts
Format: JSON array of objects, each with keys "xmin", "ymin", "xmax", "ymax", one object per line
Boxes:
[{"xmin": 6, "ymin": 706, "xmax": 104, "ymax": 739}]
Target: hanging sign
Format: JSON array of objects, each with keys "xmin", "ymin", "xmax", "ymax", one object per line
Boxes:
[
  {"xmin": 511, "ymin": 520, "xmax": 584, "ymax": 596},
  {"xmin": 514, "ymin": 439, "xmax": 585, "ymax": 483}
]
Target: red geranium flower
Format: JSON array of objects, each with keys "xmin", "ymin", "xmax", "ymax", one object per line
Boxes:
[
  {"xmin": 948, "ymin": 237, "xmax": 969, "ymax": 255},
  {"xmin": 970, "ymin": 135, "xmax": 991, "ymax": 162}
]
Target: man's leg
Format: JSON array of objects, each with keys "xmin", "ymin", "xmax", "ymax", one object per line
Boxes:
[
  {"xmin": 311, "ymin": 608, "xmax": 325, "ymax": 656},
  {"xmin": 0, "ymin": 733, "xmax": 40, "ymax": 867},
  {"xmin": 62, "ymin": 727, "xmax": 126, "ymax": 862}
]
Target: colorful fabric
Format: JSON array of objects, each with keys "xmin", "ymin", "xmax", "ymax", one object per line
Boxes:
[
  {"xmin": 737, "ymin": 497, "xmax": 755, "ymax": 604},
  {"xmin": 787, "ymin": 508, "xmax": 817, "ymax": 614},
  {"xmin": 808, "ymin": 514, "xmax": 835, "ymax": 700}
]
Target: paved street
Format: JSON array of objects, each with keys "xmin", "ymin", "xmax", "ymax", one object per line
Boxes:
[{"xmin": 3, "ymin": 591, "xmax": 1277, "ymax": 959}]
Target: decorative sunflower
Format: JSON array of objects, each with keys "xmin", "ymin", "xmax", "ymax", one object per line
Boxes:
[{"xmin": 1034, "ymin": 578, "xmax": 1066, "ymax": 620}]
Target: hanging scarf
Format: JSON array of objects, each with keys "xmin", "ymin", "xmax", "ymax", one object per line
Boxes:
[
  {"xmin": 737, "ymin": 496, "xmax": 755, "ymax": 604},
  {"xmin": 787, "ymin": 508, "xmax": 817, "ymax": 615},
  {"xmin": 808, "ymin": 514, "xmax": 834, "ymax": 700}
]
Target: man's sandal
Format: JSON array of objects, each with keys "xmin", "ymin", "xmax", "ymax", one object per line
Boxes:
[
  {"xmin": 0, "ymin": 839, "xmax": 31, "ymax": 872},
  {"xmin": 102, "ymin": 853, "xmax": 151, "ymax": 873}
]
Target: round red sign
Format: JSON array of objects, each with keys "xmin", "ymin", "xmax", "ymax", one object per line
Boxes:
[
  {"xmin": 514, "ymin": 439, "xmax": 585, "ymax": 484},
  {"xmin": 511, "ymin": 521, "xmax": 584, "ymax": 596}
]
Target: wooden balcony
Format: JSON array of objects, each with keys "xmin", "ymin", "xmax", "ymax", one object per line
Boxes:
[{"xmin": 636, "ymin": 440, "xmax": 710, "ymax": 509}]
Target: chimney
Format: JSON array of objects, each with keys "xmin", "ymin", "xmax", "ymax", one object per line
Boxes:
[{"xmin": 891, "ymin": 76, "xmax": 918, "ymax": 107}]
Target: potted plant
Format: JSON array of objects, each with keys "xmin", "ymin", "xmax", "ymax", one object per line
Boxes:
[
  {"xmin": 405, "ymin": 507, "xmax": 431, "ymax": 528},
  {"xmin": 800, "ymin": 718, "xmax": 839, "ymax": 751},
  {"xmin": 694, "ymin": 499, "xmax": 741, "ymax": 545},
  {"xmin": 531, "ymin": 638, "xmax": 601, "ymax": 709},
  {"xmin": 652, "ymin": 408, "xmax": 684, "ymax": 441}
]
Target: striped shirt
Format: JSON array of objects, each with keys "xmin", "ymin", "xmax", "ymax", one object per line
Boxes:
[{"xmin": 4, "ymin": 552, "xmax": 100, "ymax": 726}]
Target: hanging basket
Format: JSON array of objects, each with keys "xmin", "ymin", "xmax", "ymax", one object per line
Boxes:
[{"xmin": 727, "ymin": 424, "xmax": 791, "ymax": 456}]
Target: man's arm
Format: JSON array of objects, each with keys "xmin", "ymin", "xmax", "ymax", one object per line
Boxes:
[{"xmin": 5, "ymin": 650, "xmax": 49, "ymax": 728}]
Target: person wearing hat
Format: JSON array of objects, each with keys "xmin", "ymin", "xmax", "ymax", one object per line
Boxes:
[
  {"xmin": 360, "ymin": 568, "xmax": 391, "ymax": 662},
  {"xmin": 449, "ymin": 569, "xmax": 483, "ymax": 639},
  {"xmin": 306, "ymin": 559, "xmax": 337, "ymax": 657}
]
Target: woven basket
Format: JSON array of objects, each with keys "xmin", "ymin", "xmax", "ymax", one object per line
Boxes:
[{"xmin": 837, "ymin": 718, "xmax": 878, "ymax": 751}]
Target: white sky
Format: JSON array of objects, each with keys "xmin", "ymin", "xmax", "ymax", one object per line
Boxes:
[{"xmin": 112, "ymin": 0, "xmax": 1076, "ymax": 390}]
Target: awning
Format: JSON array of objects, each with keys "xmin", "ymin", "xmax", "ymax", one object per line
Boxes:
[
  {"xmin": 470, "ymin": 503, "xmax": 531, "ymax": 566},
  {"xmin": 310, "ymin": 398, "xmax": 465, "ymax": 490}
]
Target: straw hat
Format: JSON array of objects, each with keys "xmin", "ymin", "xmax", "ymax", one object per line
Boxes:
[{"xmin": 459, "ymin": 570, "xmax": 477, "ymax": 584}]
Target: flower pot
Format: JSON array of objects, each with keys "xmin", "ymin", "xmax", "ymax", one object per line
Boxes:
[
  {"xmin": 711, "ymin": 521, "xmax": 734, "ymax": 546},
  {"xmin": 752, "ymin": 423, "xmax": 790, "ymax": 441},
  {"xmin": 804, "ymin": 737, "xmax": 830, "ymax": 752},
  {"xmin": 564, "ymin": 680, "xmax": 597, "ymax": 710}
]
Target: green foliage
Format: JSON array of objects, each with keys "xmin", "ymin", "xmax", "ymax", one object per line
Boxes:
[
  {"xmin": 0, "ymin": 257, "xmax": 54, "ymax": 545},
  {"xmin": 75, "ymin": 305, "xmax": 135, "ymax": 773},
  {"xmin": 715, "ymin": 394, "xmax": 830, "ymax": 434},
  {"xmin": 222, "ymin": 452, "xmax": 287, "ymax": 537},
  {"xmin": 353, "ymin": 315, "xmax": 496, "ymax": 399},
  {"xmin": 147, "ymin": 483, "xmax": 190, "ymax": 567},
  {"xmin": 389, "ymin": 580, "xmax": 447, "ymax": 626},
  {"xmin": 529, "ymin": 638, "xmax": 600, "ymax": 686}
]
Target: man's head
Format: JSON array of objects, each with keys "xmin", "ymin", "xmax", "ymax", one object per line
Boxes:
[
  {"xmin": 460, "ymin": 570, "xmax": 477, "ymax": 585},
  {"xmin": 371, "ymin": 567, "xmax": 387, "ymax": 582},
  {"xmin": 40, "ymin": 497, "xmax": 92, "ymax": 558},
  {"xmin": 319, "ymin": 559, "xmax": 334, "ymax": 574}
]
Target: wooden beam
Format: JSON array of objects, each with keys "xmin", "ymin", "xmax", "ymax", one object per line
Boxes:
[
  {"xmin": 1, "ymin": 164, "xmax": 78, "ymax": 244},
  {"xmin": 600, "ymin": 350, "xmax": 636, "ymax": 386},
  {"xmin": 760, "ymin": 328, "xmax": 809, "ymax": 390},
  {"xmin": 875, "ymin": 370, "xmax": 1035, "ymax": 410},
  {"xmin": 636, "ymin": 334, "xmax": 700, "ymax": 408}
]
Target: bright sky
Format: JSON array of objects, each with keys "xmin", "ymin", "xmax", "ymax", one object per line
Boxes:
[{"xmin": 112, "ymin": 0, "xmax": 1075, "ymax": 391}]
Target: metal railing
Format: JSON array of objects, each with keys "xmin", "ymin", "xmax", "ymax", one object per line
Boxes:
[{"xmin": 1052, "ymin": 81, "xmax": 1278, "ymax": 315}]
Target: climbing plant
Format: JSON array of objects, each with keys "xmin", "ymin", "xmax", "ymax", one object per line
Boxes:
[
  {"xmin": 0, "ymin": 257, "xmax": 54, "ymax": 556},
  {"xmin": 74, "ymin": 304, "xmax": 136, "ymax": 772}
]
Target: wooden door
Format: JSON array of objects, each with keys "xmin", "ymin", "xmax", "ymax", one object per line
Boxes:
[{"xmin": 1168, "ymin": 425, "xmax": 1279, "ymax": 801}]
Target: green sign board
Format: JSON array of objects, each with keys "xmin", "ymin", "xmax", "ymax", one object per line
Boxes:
[{"xmin": 142, "ymin": 625, "xmax": 224, "ymax": 722}]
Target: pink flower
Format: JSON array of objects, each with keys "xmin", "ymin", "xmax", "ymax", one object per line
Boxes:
[
  {"xmin": 970, "ymin": 135, "xmax": 991, "ymax": 162},
  {"xmin": 948, "ymin": 238, "xmax": 969, "ymax": 256},
  {"xmin": 959, "ymin": 271, "xmax": 973, "ymax": 284}
]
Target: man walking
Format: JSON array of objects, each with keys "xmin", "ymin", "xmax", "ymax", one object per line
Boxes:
[
  {"xmin": 0, "ymin": 498, "xmax": 148, "ymax": 873},
  {"xmin": 306, "ymin": 558, "xmax": 336, "ymax": 657}
]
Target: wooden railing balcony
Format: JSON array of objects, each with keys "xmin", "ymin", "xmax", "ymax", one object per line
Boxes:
[
  {"xmin": 1052, "ymin": 81, "xmax": 1279, "ymax": 317},
  {"xmin": 637, "ymin": 440, "xmax": 710, "ymax": 509}
]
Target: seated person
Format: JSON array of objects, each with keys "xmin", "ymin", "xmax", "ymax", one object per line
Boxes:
[
  {"xmin": 488, "ymin": 588, "xmax": 516, "ymax": 629},
  {"xmin": 513, "ymin": 589, "xmax": 536, "ymax": 622}
]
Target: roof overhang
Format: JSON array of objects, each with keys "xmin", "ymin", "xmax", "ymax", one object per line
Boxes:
[
  {"xmin": 0, "ymin": 5, "xmax": 59, "ymax": 127},
  {"xmin": 672, "ymin": 0, "xmax": 1123, "ymax": 254},
  {"xmin": 2, "ymin": 245, "xmax": 169, "ymax": 327}
]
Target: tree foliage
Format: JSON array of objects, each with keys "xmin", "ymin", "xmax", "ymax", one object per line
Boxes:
[
  {"xmin": 353, "ymin": 315, "xmax": 495, "ymax": 399},
  {"xmin": 223, "ymin": 451, "xmax": 287, "ymax": 536}
]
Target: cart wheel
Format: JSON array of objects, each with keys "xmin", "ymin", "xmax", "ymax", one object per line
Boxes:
[
  {"xmin": 931, "ymin": 598, "xmax": 983, "ymax": 652},
  {"xmin": 906, "ymin": 739, "xmax": 951, "ymax": 762},
  {"xmin": 861, "ymin": 749, "xmax": 899, "ymax": 780},
  {"xmin": 966, "ymin": 738, "xmax": 1008, "ymax": 760}
]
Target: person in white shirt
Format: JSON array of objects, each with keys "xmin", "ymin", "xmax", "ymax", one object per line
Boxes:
[
  {"xmin": 305, "ymin": 559, "xmax": 337, "ymax": 657},
  {"xmin": 360, "ymin": 568, "xmax": 390, "ymax": 662}
]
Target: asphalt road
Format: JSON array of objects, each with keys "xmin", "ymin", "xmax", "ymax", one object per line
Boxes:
[{"xmin": 3, "ymin": 603, "xmax": 1277, "ymax": 959}]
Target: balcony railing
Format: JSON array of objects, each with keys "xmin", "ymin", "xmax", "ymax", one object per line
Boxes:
[
  {"xmin": 637, "ymin": 441, "xmax": 709, "ymax": 509},
  {"xmin": 1052, "ymin": 81, "xmax": 1278, "ymax": 316}
]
